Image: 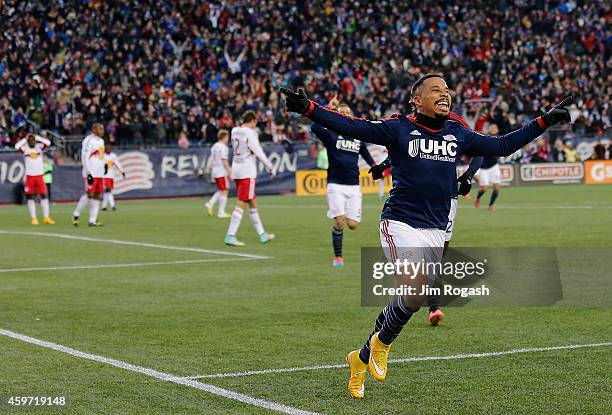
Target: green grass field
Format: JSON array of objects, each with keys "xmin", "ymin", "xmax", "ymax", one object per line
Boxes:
[{"xmin": 1, "ymin": 184, "xmax": 611, "ymax": 415}]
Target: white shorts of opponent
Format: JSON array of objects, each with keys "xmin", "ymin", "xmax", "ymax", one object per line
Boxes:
[
  {"xmin": 476, "ymin": 164, "xmax": 501, "ymax": 186},
  {"xmin": 327, "ymin": 183, "xmax": 362, "ymax": 222}
]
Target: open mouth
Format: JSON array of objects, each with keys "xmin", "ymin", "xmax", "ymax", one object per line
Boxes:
[{"xmin": 435, "ymin": 99, "xmax": 450, "ymax": 111}]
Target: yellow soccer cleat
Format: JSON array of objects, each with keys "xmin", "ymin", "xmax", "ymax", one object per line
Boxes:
[
  {"xmin": 206, "ymin": 204, "xmax": 213, "ymax": 216},
  {"xmin": 347, "ymin": 350, "xmax": 367, "ymax": 399},
  {"xmin": 217, "ymin": 213, "xmax": 231, "ymax": 219},
  {"xmin": 31, "ymin": 217, "xmax": 39, "ymax": 225},
  {"xmin": 43, "ymin": 217, "xmax": 55, "ymax": 225},
  {"xmin": 368, "ymin": 332, "xmax": 391, "ymax": 381}
]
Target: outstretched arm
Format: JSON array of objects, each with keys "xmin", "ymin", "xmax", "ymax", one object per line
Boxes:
[
  {"xmin": 464, "ymin": 156, "xmax": 483, "ymax": 178},
  {"xmin": 281, "ymin": 88, "xmax": 399, "ymax": 146},
  {"xmin": 462, "ymin": 97, "xmax": 573, "ymax": 157}
]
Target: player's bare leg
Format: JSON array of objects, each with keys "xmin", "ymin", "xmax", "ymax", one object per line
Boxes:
[{"xmin": 488, "ymin": 183, "xmax": 500, "ymax": 212}]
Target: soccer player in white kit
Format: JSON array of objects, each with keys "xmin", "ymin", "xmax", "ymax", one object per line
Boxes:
[
  {"xmin": 14, "ymin": 126, "xmax": 55, "ymax": 225},
  {"xmin": 72, "ymin": 123, "xmax": 106, "ymax": 226},
  {"xmin": 101, "ymin": 144, "xmax": 125, "ymax": 211},
  {"xmin": 224, "ymin": 111, "xmax": 276, "ymax": 246},
  {"xmin": 205, "ymin": 129, "xmax": 232, "ymax": 218}
]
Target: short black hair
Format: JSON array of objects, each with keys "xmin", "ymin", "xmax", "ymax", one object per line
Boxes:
[
  {"xmin": 243, "ymin": 110, "xmax": 257, "ymax": 123},
  {"xmin": 410, "ymin": 73, "xmax": 445, "ymax": 99}
]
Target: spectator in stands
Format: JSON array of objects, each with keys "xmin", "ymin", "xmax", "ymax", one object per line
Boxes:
[
  {"xmin": 563, "ymin": 142, "xmax": 579, "ymax": 162},
  {"xmin": 0, "ymin": 0, "xmax": 608, "ymax": 148}
]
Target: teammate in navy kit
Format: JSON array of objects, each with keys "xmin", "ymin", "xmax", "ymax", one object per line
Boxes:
[
  {"xmin": 312, "ymin": 95, "xmax": 377, "ymax": 267},
  {"xmin": 282, "ymin": 74, "xmax": 572, "ymax": 399},
  {"xmin": 474, "ymin": 124, "xmax": 503, "ymax": 211}
]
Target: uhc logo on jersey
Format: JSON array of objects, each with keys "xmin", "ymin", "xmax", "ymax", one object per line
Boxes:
[
  {"xmin": 408, "ymin": 138, "xmax": 457, "ymax": 162},
  {"xmin": 336, "ymin": 136, "xmax": 361, "ymax": 153}
]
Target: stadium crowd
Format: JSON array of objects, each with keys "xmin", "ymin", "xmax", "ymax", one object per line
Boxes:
[{"xmin": 0, "ymin": 0, "xmax": 610, "ymax": 152}]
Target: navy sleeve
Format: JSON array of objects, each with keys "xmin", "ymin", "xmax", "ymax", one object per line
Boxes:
[
  {"xmin": 464, "ymin": 156, "xmax": 483, "ymax": 178},
  {"xmin": 359, "ymin": 143, "xmax": 376, "ymax": 166},
  {"xmin": 461, "ymin": 118, "xmax": 547, "ymax": 157},
  {"xmin": 311, "ymin": 123, "xmax": 331, "ymax": 145},
  {"xmin": 307, "ymin": 104, "xmax": 400, "ymax": 146}
]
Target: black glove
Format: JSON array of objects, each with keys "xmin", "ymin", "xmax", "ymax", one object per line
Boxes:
[
  {"xmin": 369, "ymin": 158, "xmax": 390, "ymax": 180},
  {"xmin": 87, "ymin": 174, "xmax": 94, "ymax": 185},
  {"xmin": 541, "ymin": 96, "xmax": 573, "ymax": 127},
  {"xmin": 457, "ymin": 172, "xmax": 472, "ymax": 196},
  {"xmin": 122, "ymin": 172, "xmax": 126, "ymax": 178},
  {"xmin": 104, "ymin": 163, "xmax": 109, "ymax": 175},
  {"xmin": 279, "ymin": 87, "xmax": 312, "ymax": 114},
  {"xmin": 369, "ymin": 164, "xmax": 386, "ymax": 180}
]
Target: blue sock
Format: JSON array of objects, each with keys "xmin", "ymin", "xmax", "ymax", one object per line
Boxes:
[
  {"xmin": 378, "ymin": 296, "xmax": 415, "ymax": 345},
  {"xmin": 489, "ymin": 191, "xmax": 499, "ymax": 206},
  {"xmin": 359, "ymin": 308, "xmax": 386, "ymax": 364},
  {"xmin": 332, "ymin": 227, "xmax": 343, "ymax": 258}
]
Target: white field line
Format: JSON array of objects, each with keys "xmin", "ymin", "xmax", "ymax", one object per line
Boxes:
[
  {"xmin": 0, "ymin": 231, "xmax": 271, "ymax": 260},
  {"xmin": 186, "ymin": 342, "xmax": 612, "ymax": 380},
  {"xmin": 263, "ymin": 204, "xmax": 612, "ymax": 210},
  {"xmin": 0, "ymin": 258, "xmax": 255, "ymax": 274},
  {"xmin": 0, "ymin": 329, "xmax": 320, "ymax": 415}
]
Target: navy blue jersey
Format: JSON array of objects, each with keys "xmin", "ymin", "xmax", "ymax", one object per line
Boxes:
[
  {"xmin": 307, "ymin": 105, "xmax": 547, "ymax": 229},
  {"xmin": 311, "ymin": 123, "xmax": 375, "ymax": 185},
  {"xmin": 481, "ymin": 156, "xmax": 499, "ymax": 169}
]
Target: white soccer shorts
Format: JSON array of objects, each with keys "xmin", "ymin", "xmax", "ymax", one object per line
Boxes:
[
  {"xmin": 379, "ymin": 219, "xmax": 445, "ymax": 263},
  {"xmin": 326, "ymin": 183, "xmax": 362, "ymax": 222},
  {"xmin": 476, "ymin": 164, "xmax": 501, "ymax": 186},
  {"xmin": 445, "ymin": 198, "xmax": 458, "ymax": 242}
]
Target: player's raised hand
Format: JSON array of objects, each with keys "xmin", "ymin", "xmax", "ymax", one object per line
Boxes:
[
  {"xmin": 280, "ymin": 87, "xmax": 311, "ymax": 114},
  {"xmin": 541, "ymin": 96, "xmax": 573, "ymax": 127},
  {"xmin": 457, "ymin": 172, "xmax": 473, "ymax": 196},
  {"xmin": 369, "ymin": 164, "xmax": 386, "ymax": 181}
]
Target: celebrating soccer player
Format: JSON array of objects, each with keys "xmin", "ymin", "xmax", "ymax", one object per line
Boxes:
[
  {"xmin": 224, "ymin": 111, "xmax": 276, "ymax": 246},
  {"xmin": 205, "ymin": 129, "xmax": 232, "ymax": 219},
  {"xmin": 14, "ymin": 126, "xmax": 55, "ymax": 225},
  {"xmin": 311, "ymin": 94, "xmax": 377, "ymax": 267},
  {"xmin": 282, "ymin": 74, "xmax": 572, "ymax": 398},
  {"xmin": 371, "ymin": 140, "xmax": 483, "ymax": 326},
  {"xmin": 101, "ymin": 144, "xmax": 125, "ymax": 211}
]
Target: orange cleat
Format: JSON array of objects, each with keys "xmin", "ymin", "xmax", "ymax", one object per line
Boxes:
[{"xmin": 428, "ymin": 308, "xmax": 445, "ymax": 326}]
